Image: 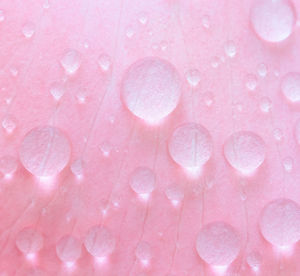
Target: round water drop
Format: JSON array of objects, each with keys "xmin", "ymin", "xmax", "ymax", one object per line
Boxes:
[
  {"xmin": 130, "ymin": 167, "xmax": 155, "ymax": 195},
  {"xmin": 135, "ymin": 241, "xmax": 152, "ymax": 264},
  {"xmin": 0, "ymin": 155, "xmax": 18, "ymax": 177},
  {"xmin": 196, "ymin": 222, "xmax": 240, "ymax": 266},
  {"xmin": 224, "ymin": 40, "xmax": 236, "ymax": 58},
  {"xmin": 246, "ymin": 251, "xmax": 262, "ymax": 271},
  {"xmin": 186, "ymin": 69, "xmax": 201, "ymax": 87},
  {"xmin": 273, "ymin": 128, "xmax": 283, "ymax": 141},
  {"xmin": 16, "ymin": 228, "xmax": 43, "ymax": 255},
  {"xmin": 22, "ymin": 22, "xmax": 35, "ymax": 38},
  {"xmin": 19, "ymin": 126, "xmax": 71, "ymax": 177},
  {"xmin": 121, "ymin": 57, "xmax": 181, "ymax": 123},
  {"xmin": 126, "ymin": 27, "xmax": 135, "ymax": 38},
  {"xmin": 60, "ymin": 49, "xmax": 81, "ymax": 75},
  {"xmin": 281, "ymin": 72, "xmax": 300, "ymax": 103},
  {"xmin": 84, "ymin": 225, "xmax": 115, "ymax": 258},
  {"xmin": 283, "ymin": 157, "xmax": 293, "ymax": 172},
  {"xmin": 56, "ymin": 235, "xmax": 82, "ymax": 264},
  {"xmin": 0, "ymin": 10, "xmax": 5, "ymax": 22},
  {"xmin": 203, "ymin": 91, "xmax": 214, "ymax": 107},
  {"xmin": 245, "ymin": 74, "xmax": 258, "ymax": 91},
  {"xmin": 257, "ymin": 63, "xmax": 268, "ymax": 78},
  {"xmin": 259, "ymin": 198, "xmax": 300, "ymax": 247},
  {"xmin": 50, "ymin": 82, "xmax": 65, "ymax": 101},
  {"xmin": 224, "ymin": 131, "xmax": 266, "ymax": 175},
  {"xmin": 168, "ymin": 123, "xmax": 212, "ymax": 170},
  {"xmin": 202, "ymin": 15, "xmax": 210, "ymax": 29},
  {"xmin": 259, "ymin": 97, "xmax": 272, "ymax": 113},
  {"xmin": 211, "ymin": 56, "xmax": 221, "ymax": 68},
  {"xmin": 2, "ymin": 115, "xmax": 16, "ymax": 134},
  {"xmin": 138, "ymin": 12, "xmax": 148, "ymax": 25},
  {"xmin": 100, "ymin": 141, "xmax": 112, "ymax": 157},
  {"xmin": 70, "ymin": 159, "xmax": 83, "ymax": 177},
  {"xmin": 98, "ymin": 54, "xmax": 111, "ymax": 72},
  {"xmin": 165, "ymin": 184, "xmax": 184, "ymax": 205},
  {"xmin": 250, "ymin": 0, "xmax": 296, "ymax": 43}
]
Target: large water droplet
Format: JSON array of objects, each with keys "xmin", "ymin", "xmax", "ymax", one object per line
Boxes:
[
  {"xmin": 250, "ymin": 0, "xmax": 296, "ymax": 43},
  {"xmin": 224, "ymin": 131, "xmax": 266, "ymax": 175},
  {"xmin": 60, "ymin": 49, "xmax": 81, "ymax": 75},
  {"xmin": 16, "ymin": 228, "xmax": 44, "ymax": 255},
  {"xmin": 22, "ymin": 22, "xmax": 35, "ymax": 38},
  {"xmin": 0, "ymin": 155, "xmax": 18, "ymax": 177},
  {"xmin": 121, "ymin": 57, "xmax": 181, "ymax": 124},
  {"xmin": 84, "ymin": 226, "xmax": 115, "ymax": 258},
  {"xmin": 19, "ymin": 126, "xmax": 71, "ymax": 177},
  {"xmin": 56, "ymin": 235, "xmax": 82, "ymax": 264},
  {"xmin": 135, "ymin": 241, "xmax": 152, "ymax": 264},
  {"xmin": 196, "ymin": 222, "xmax": 240, "ymax": 266},
  {"xmin": 168, "ymin": 123, "xmax": 212, "ymax": 170},
  {"xmin": 259, "ymin": 198, "xmax": 300, "ymax": 247},
  {"xmin": 130, "ymin": 167, "xmax": 155, "ymax": 195},
  {"xmin": 281, "ymin": 72, "xmax": 300, "ymax": 103}
]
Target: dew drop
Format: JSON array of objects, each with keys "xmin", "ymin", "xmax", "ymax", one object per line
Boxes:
[
  {"xmin": 259, "ymin": 97, "xmax": 272, "ymax": 113},
  {"xmin": 76, "ymin": 90, "xmax": 87, "ymax": 104},
  {"xmin": 135, "ymin": 241, "xmax": 152, "ymax": 264},
  {"xmin": 0, "ymin": 155, "xmax": 18, "ymax": 177},
  {"xmin": 2, "ymin": 115, "xmax": 17, "ymax": 134},
  {"xmin": 186, "ymin": 69, "xmax": 201, "ymax": 87},
  {"xmin": 22, "ymin": 22, "xmax": 35, "ymax": 38},
  {"xmin": 257, "ymin": 63, "xmax": 268, "ymax": 78},
  {"xmin": 281, "ymin": 72, "xmax": 300, "ymax": 103},
  {"xmin": 250, "ymin": 0, "xmax": 296, "ymax": 43},
  {"xmin": 0, "ymin": 10, "xmax": 5, "ymax": 22},
  {"xmin": 130, "ymin": 167, "xmax": 155, "ymax": 195},
  {"xmin": 202, "ymin": 15, "xmax": 210, "ymax": 29},
  {"xmin": 56, "ymin": 235, "xmax": 82, "ymax": 264},
  {"xmin": 16, "ymin": 228, "xmax": 43, "ymax": 255},
  {"xmin": 245, "ymin": 74, "xmax": 258, "ymax": 91},
  {"xmin": 60, "ymin": 49, "xmax": 81, "ymax": 75},
  {"xmin": 259, "ymin": 198, "xmax": 300, "ymax": 247},
  {"xmin": 99, "ymin": 141, "xmax": 112, "ymax": 157},
  {"xmin": 168, "ymin": 123, "xmax": 212, "ymax": 170},
  {"xmin": 84, "ymin": 226, "xmax": 115, "ymax": 258},
  {"xmin": 273, "ymin": 128, "xmax": 283, "ymax": 142},
  {"xmin": 203, "ymin": 91, "xmax": 214, "ymax": 107},
  {"xmin": 282, "ymin": 157, "xmax": 293, "ymax": 172},
  {"xmin": 196, "ymin": 222, "xmax": 240, "ymax": 266},
  {"xmin": 121, "ymin": 57, "xmax": 181, "ymax": 123},
  {"xmin": 224, "ymin": 131, "xmax": 266, "ymax": 175},
  {"xmin": 160, "ymin": 41, "xmax": 168, "ymax": 51},
  {"xmin": 138, "ymin": 12, "xmax": 148, "ymax": 25},
  {"xmin": 224, "ymin": 40, "xmax": 236, "ymax": 58},
  {"xmin": 98, "ymin": 54, "xmax": 111, "ymax": 72},
  {"xmin": 70, "ymin": 159, "xmax": 83, "ymax": 177},
  {"xmin": 126, "ymin": 27, "xmax": 135, "ymax": 38},
  {"xmin": 50, "ymin": 82, "xmax": 65, "ymax": 101},
  {"xmin": 43, "ymin": 0, "xmax": 50, "ymax": 9},
  {"xmin": 211, "ymin": 56, "xmax": 221, "ymax": 68},
  {"xmin": 10, "ymin": 67, "xmax": 18, "ymax": 77},
  {"xmin": 246, "ymin": 251, "xmax": 262, "ymax": 271},
  {"xmin": 165, "ymin": 184, "xmax": 184, "ymax": 205},
  {"xmin": 19, "ymin": 126, "xmax": 71, "ymax": 177}
]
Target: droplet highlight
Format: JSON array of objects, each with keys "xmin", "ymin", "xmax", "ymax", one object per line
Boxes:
[
  {"xmin": 56, "ymin": 235, "xmax": 82, "ymax": 264},
  {"xmin": 281, "ymin": 72, "xmax": 300, "ymax": 103},
  {"xmin": 60, "ymin": 49, "xmax": 81, "ymax": 75},
  {"xmin": 16, "ymin": 228, "xmax": 44, "ymax": 256},
  {"xmin": 130, "ymin": 167, "xmax": 155, "ymax": 195}
]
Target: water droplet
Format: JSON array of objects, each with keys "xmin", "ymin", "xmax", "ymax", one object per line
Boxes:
[
  {"xmin": 10, "ymin": 67, "xmax": 18, "ymax": 77},
  {"xmin": 98, "ymin": 54, "xmax": 111, "ymax": 72},
  {"xmin": 2, "ymin": 115, "xmax": 16, "ymax": 134},
  {"xmin": 273, "ymin": 128, "xmax": 283, "ymax": 141},
  {"xmin": 135, "ymin": 241, "xmax": 152, "ymax": 264},
  {"xmin": 283, "ymin": 157, "xmax": 293, "ymax": 172},
  {"xmin": 70, "ymin": 159, "xmax": 83, "ymax": 177},
  {"xmin": 203, "ymin": 91, "xmax": 214, "ymax": 107},
  {"xmin": 257, "ymin": 63, "xmax": 268, "ymax": 77},
  {"xmin": 50, "ymin": 82, "xmax": 65, "ymax": 101},
  {"xmin": 130, "ymin": 167, "xmax": 155, "ymax": 195},
  {"xmin": 246, "ymin": 251, "xmax": 262, "ymax": 271},
  {"xmin": 165, "ymin": 184, "xmax": 184, "ymax": 205},
  {"xmin": 202, "ymin": 15, "xmax": 210, "ymax": 29},
  {"xmin": 186, "ymin": 69, "xmax": 201, "ymax": 87},
  {"xmin": 160, "ymin": 41, "xmax": 168, "ymax": 51},
  {"xmin": 126, "ymin": 27, "xmax": 135, "ymax": 38},
  {"xmin": 22, "ymin": 22, "xmax": 35, "ymax": 38},
  {"xmin": 60, "ymin": 49, "xmax": 81, "ymax": 75},
  {"xmin": 138, "ymin": 12, "xmax": 148, "ymax": 25},
  {"xmin": 121, "ymin": 57, "xmax": 181, "ymax": 123},
  {"xmin": 168, "ymin": 123, "xmax": 212, "ymax": 170},
  {"xmin": 100, "ymin": 141, "xmax": 112, "ymax": 157},
  {"xmin": 245, "ymin": 74, "xmax": 258, "ymax": 91},
  {"xmin": 196, "ymin": 222, "xmax": 240, "ymax": 266},
  {"xmin": 259, "ymin": 97, "xmax": 272, "ymax": 113},
  {"xmin": 250, "ymin": 0, "xmax": 296, "ymax": 43},
  {"xmin": 19, "ymin": 126, "xmax": 71, "ymax": 177},
  {"xmin": 259, "ymin": 198, "xmax": 300, "ymax": 247},
  {"xmin": 43, "ymin": 0, "xmax": 50, "ymax": 9},
  {"xmin": 0, "ymin": 10, "xmax": 5, "ymax": 22},
  {"xmin": 76, "ymin": 90, "xmax": 87, "ymax": 104},
  {"xmin": 84, "ymin": 226, "xmax": 115, "ymax": 258},
  {"xmin": 0, "ymin": 155, "xmax": 18, "ymax": 177},
  {"xmin": 211, "ymin": 56, "xmax": 221, "ymax": 68},
  {"xmin": 56, "ymin": 235, "xmax": 82, "ymax": 264},
  {"xmin": 224, "ymin": 40, "xmax": 236, "ymax": 58},
  {"xmin": 281, "ymin": 72, "xmax": 300, "ymax": 103},
  {"xmin": 224, "ymin": 131, "xmax": 266, "ymax": 175},
  {"xmin": 16, "ymin": 228, "xmax": 44, "ymax": 255}
]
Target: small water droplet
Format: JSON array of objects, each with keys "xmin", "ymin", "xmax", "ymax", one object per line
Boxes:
[
  {"xmin": 76, "ymin": 90, "xmax": 87, "ymax": 104},
  {"xmin": 186, "ymin": 69, "xmax": 201, "ymax": 87},
  {"xmin": 283, "ymin": 157, "xmax": 293, "ymax": 172},
  {"xmin": 273, "ymin": 128, "xmax": 283, "ymax": 142},
  {"xmin": 224, "ymin": 40, "xmax": 236, "ymax": 58},
  {"xmin": 100, "ymin": 141, "xmax": 112, "ymax": 157},
  {"xmin": 257, "ymin": 63, "xmax": 268, "ymax": 77},
  {"xmin": 56, "ymin": 235, "xmax": 82, "ymax": 264},
  {"xmin": 10, "ymin": 67, "xmax": 18, "ymax": 77},
  {"xmin": 98, "ymin": 54, "xmax": 111, "ymax": 72},
  {"xmin": 202, "ymin": 15, "xmax": 210, "ymax": 29},
  {"xmin": 126, "ymin": 26, "xmax": 135, "ymax": 38},
  {"xmin": 294, "ymin": 119, "xmax": 300, "ymax": 145},
  {"xmin": 22, "ymin": 22, "xmax": 35, "ymax": 38},
  {"xmin": 0, "ymin": 155, "xmax": 18, "ymax": 177},
  {"xmin": 50, "ymin": 82, "xmax": 65, "ymax": 101},
  {"xmin": 160, "ymin": 40, "xmax": 168, "ymax": 51},
  {"xmin": 245, "ymin": 74, "xmax": 258, "ymax": 91},
  {"xmin": 203, "ymin": 91, "xmax": 214, "ymax": 107},
  {"xmin": 60, "ymin": 49, "xmax": 81, "ymax": 75},
  {"xmin": 70, "ymin": 159, "xmax": 83, "ymax": 177},
  {"xmin": 135, "ymin": 241, "xmax": 152, "ymax": 264},
  {"xmin": 2, "ymin": 115, "xmax": 16, "ymax": 134},
  {"xmin": 138, "ymin": 12, "xmax": 148, "ymax": 25},
  {"xmin": 16, "ymin": 228, "xmax": 44, "ymax": 255},
  {"xmin": 281, "ymin": 72, "xmax": 300, "ymax": 103},
  {"xmin": 211, "ymin": 56, "xmax": 221, "ymax": 68},
  {"xmin": 247, "ymin": 251, "xmax": 262, "ymax": 271},
  {"xmin": 130, "ymin": 167, "xmax": 155, "ymax": 195},
  {"xmin": 259, "ymin": 97, "xmax": 272, "ymax": 113},
  {"xmin": 43, "ymin": 0, "xmax": 50, "ymax": 9},
  {"xmin": 0, "ymin": 10, "xmax": 5, "ymax": 22},
  {"xmin": 165, "ymin": 184, "xmax": 184, "ymax": 205}
]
